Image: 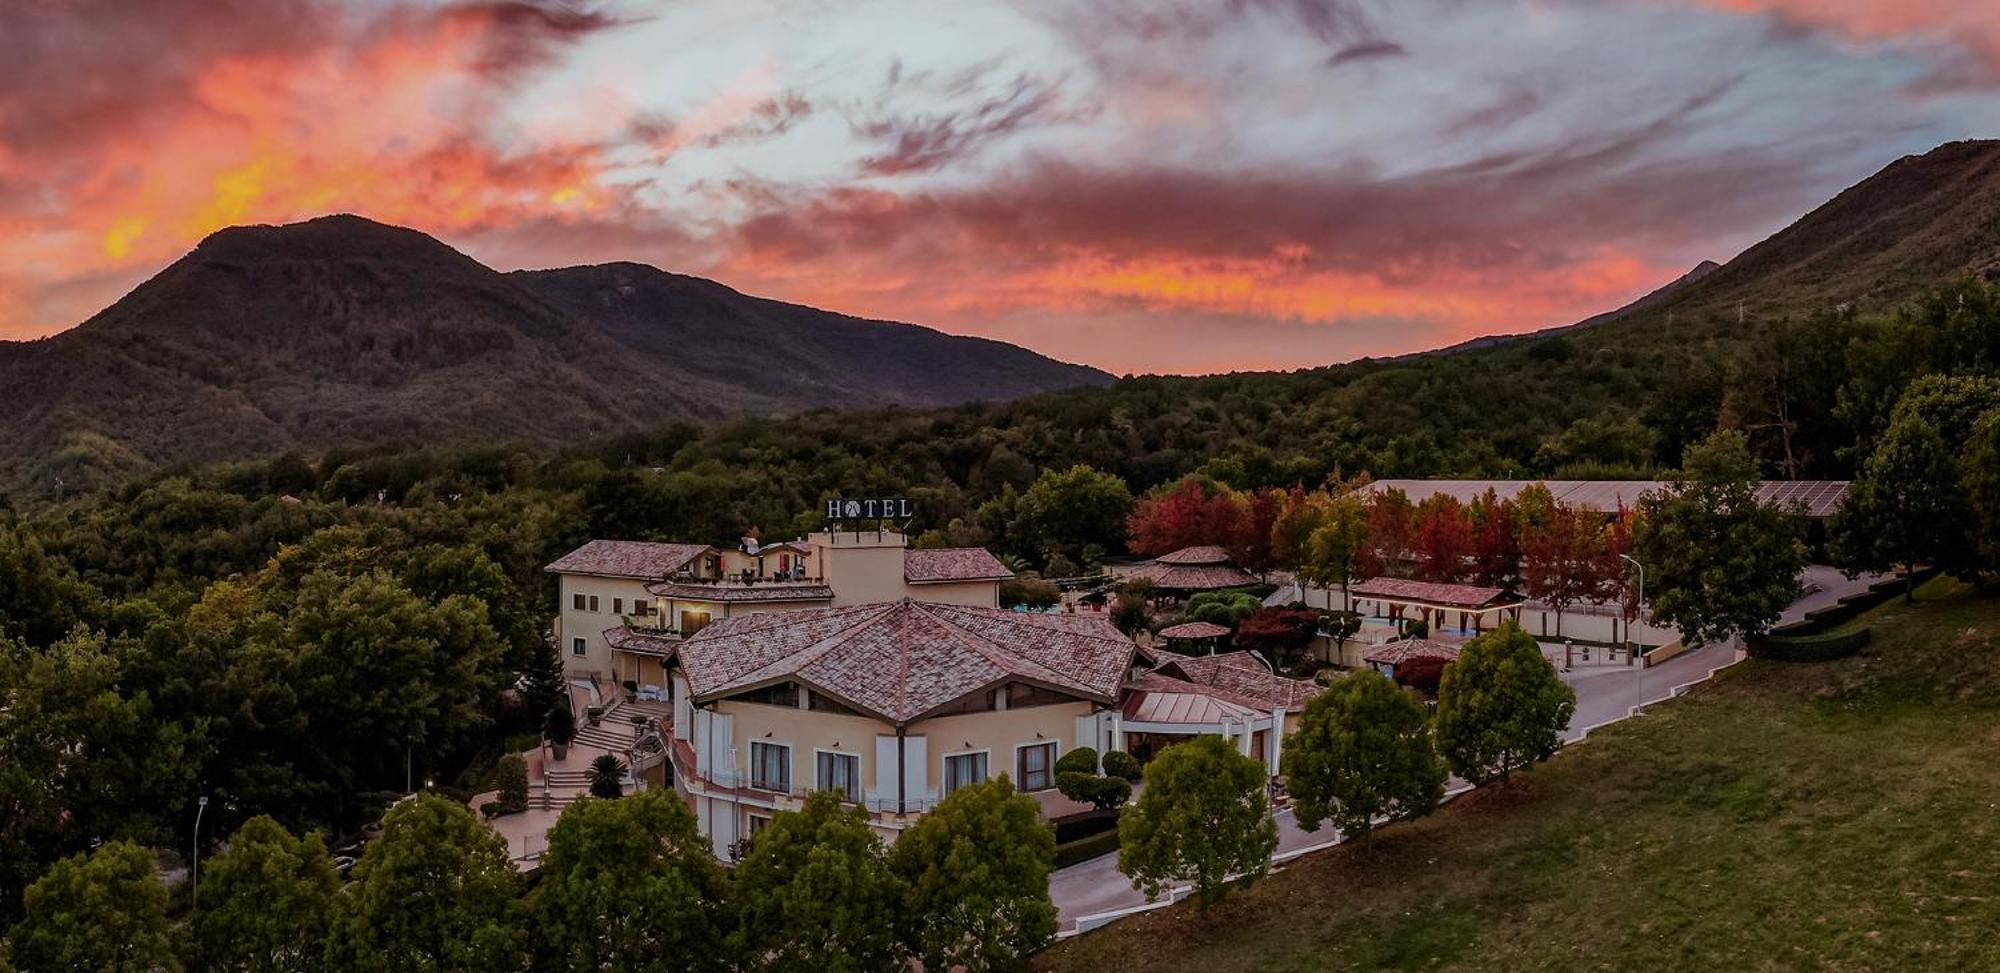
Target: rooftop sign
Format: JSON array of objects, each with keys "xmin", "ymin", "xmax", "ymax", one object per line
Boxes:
[{"xmin": 824, "ymin": 496, "xmax": 914, "ymax": 521}]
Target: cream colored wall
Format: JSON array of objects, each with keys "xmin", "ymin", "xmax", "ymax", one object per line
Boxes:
[
  {"xmin": 905, "ymin": 580, "xmax": 1001, "ymax": 608},
  {"xmin": 555, "ymin": 574, "xmax": 662, "ymax": 677},
  {"xmin": 816, "ymin": 532, "xmax": 912, "ymax": 606},
  {"xmin": 712, "ymin": 694, "xmax": 1093, "ymax": 800},
  {"xmin": 913, "ymin": 700, "xmax": 1091, "ymax": 792}
]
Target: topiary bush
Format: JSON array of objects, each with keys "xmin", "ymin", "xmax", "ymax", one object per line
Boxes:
[
  {"xmin": 1057, "ymin": 771, "xmax": 1132, "ymax": 811},
  {"xmin": 1101, "ymin": 750, "xmax": 1142, "ymax": 782},
  {"xmin": 1055, "ymin": 746, "xmax": 1100, "ymax": 777},
  {"xmin": 1746, "ymin": 627, "xmax": 1871, "ymax": 662},
  {"xmin": 494, "ymin": 753, "xmax": 528, "ymax": 815}
]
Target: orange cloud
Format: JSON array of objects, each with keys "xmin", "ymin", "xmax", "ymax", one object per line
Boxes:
[{"xmin": 1692, "ymin": 0, "xmax": 2000, "ymax": 75}]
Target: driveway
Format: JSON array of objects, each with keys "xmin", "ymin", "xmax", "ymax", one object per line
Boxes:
[{"xmin": 1050, "ymin": 636, "xmax": 1741, "ymax": 929}]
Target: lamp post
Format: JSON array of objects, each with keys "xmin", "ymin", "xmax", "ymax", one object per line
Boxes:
[
  {"xmin": 191, "ymin": 795, "xmax": 210, "ymax": 914},
  {"xmin": 1619, "ymin": 554, "xmax": 1645, "ymax": 709}
]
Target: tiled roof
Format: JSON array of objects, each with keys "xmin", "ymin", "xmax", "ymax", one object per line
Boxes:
[
  {"xmin": 1349, "ymin": 577, "xmax": 1519, "ymax": 610},
  {"xmin": 605, "ymin": 626, "xmax": 682, "ymax": 656},
  {"xmin": 1362, "ymin": 638, "xmax": 1462, "ymax": 666},
  {"xmin": 679, "ymin": 601, "xmax": 1136, "ymax": 723},
  {"xmin": 1155, "ymin": 545, "xmax": 1231, "ymax": 565},
  {"xmin": 1120, "ymin": 671, "xmax": 1264, "ymax": 725},
  {"xmin": 1153, "ymin": 650, "xmax": 1320, "ymax": 713},
  {"xmin": 545, "ymin": 540, "xmax": 710, "ymax": 580},
  {"xmin": 903, "ymin": 547, "xmax": 1015, "ymax": 583},
  {"xmin": 645, "ymin": 581, "xmax": 835, "ymax": 603},
  {"xmin": 1125, "ymin": 561, "xmax": 1256, "ymax": 591},
  {"xmin": 1157, "ymin": 621, "xmax": 1231, "ymax": 640}
]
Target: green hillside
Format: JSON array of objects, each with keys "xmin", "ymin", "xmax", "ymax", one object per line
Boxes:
[{"xmin": 1042, "ymin": 577, "xmax": 2000, "ymax": 971}]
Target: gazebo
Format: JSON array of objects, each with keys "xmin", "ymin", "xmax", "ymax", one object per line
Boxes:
[
  {"xmin": 1157, "ymin": 620, "xmax": 1230, "ymax": 654},
  {"xmin": 1348, "ymin": 577, "xmax": 1525, "ymax": 638},
  {"xmin": 1361, "ymin": 637, "xmax": 1461, "ymax": 677},
  {"xmin": 1126, "ymin": 546, "xmax": 1255, "ymax": 594}
]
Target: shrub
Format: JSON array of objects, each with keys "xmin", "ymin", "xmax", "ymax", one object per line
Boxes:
[
  {"xmin": 1746, "ymin": 627, "xmax": 1871, "ymax": 662},
  {"xmin": 587, "ymin": 754, "xmax": 626, "ymax": 799},
  {"xmin": 495, "ymin": 753, "xmax": 528, "ymax": 812},
  {"xmin": 1393, "ymin": 655, "xmax": 1451, "ymax": 696},
  {"xmin": 1053, "ymin": 826, "xmax": 1123, "ymax": 868},
  {"xmin": 1057, "ymin": 771, "xmax": 1132, "ymax": 811},
  {"xmin": 1101, "ymin": 750, "xmax": 1142, "ymax": 781},
  {"xmin": 1055, "ymin": 746, "xmax": 1100, "ymax": 776},
  {"xmin": 1111, "ymin": 594, "xmax": 1149, "ymax": 635},
  {"xmin": 1000, "ymin": 576, "xmax": 1061, "ymax": 609}
]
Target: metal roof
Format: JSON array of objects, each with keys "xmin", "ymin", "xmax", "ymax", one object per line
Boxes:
[{"xmin": 1359, "ymin": 479, "xmax": 1850, "ymax": 519}]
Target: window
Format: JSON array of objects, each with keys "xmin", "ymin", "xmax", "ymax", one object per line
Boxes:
[
  {"xmin": 588, "ymin": 595, "xmax": 600, "ymax": 612},
  {"xmin": 750, "ymin": 742, "xmax": 790, "ymax": 793},
  {"xmin": 816, "ymin": 752, "xmax": 860, "ymax": 802},
  {"xmin": 807, "ymin": 690, "xmax": 861, "ymax": 715},
  {"xmin": 944, "ymin": 752, "xmax": 990, "ymax": 795},
  {"xmin": 1017, "ymin": 742, "xmax": 1057, "ymax": 791},
  {"xmin": 634, "ymin": 599, "xmax": 651, "ymax": 617},
  {"xmin": 731, "ymin": 682, "xmax": 799, "ymax": 708},
  {"xmin": 572, "ymin": 593, "xmax": 586, "ymax": 610},
  {"xmin": 747, "ymin": 813, "xmax": 771, "ymax": 835},
  {"xmin": 571, "ymin": 637, "xmax": 587, "ymax": 657},
  {"xmin": 1006, "ymin": 683, "xmax": 1071, "ymax": 709},
  {"xmin": 613, "ymin": 597, "xmax": 624, "ymax": 615}
]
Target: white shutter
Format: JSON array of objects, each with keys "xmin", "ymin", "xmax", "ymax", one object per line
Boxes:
[
  {"xmin": 694, "ymin": 710, "xmax": 711, "ymax": 777},
  {"xmin": 1074, "ymin": 714, "xmax": 1101, "ymax": 760},
  {"xmin": 902, "ymin": 735, "xmax": 928, "ymax": 799},
  {"xmin": 875, "ymin": 736, "xmax": 899, "ymax": 800}
]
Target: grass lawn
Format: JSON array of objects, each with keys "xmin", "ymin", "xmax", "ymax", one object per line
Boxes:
[{"xmin": 1041, "ymin": 578, "xmax": 2000, "ymax": 972}]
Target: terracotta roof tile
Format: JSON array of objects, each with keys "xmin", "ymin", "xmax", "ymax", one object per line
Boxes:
[
  {"xmin": 679, "ymin": 601, "xmax": 1135, "ymax": 722},
  {"xmin": 1155, "ymin": 545, "xmax": 1231, "ymax": 565},
  {"xmin": 1154, "ymin": 650, "xmax": 1320, "ymax": 712},
  {"xmin": 903, "ymin": 548, "xmax": 1015, "ymax": 583},
  {"xmin": 644, "ymin": 580, "xmax": 835, "ymax": 603},
  {"xmin": 545, "ymin": 540, "xmax": 710, "ymax": 580},
  {"xmin": 1349, "ymin": 577, "xmax": 1519, "ymax": 610},
  {"xmin": 1125, "ymin": 562, "xmax": 1256, "ymax": 591},
  {"xmin": 1362, "ymin": 638, "xmax": 1462, "ymax": 666}
]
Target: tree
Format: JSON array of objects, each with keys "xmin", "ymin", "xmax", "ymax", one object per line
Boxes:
[
  {"xmin": 1633, "ymin": 431, "xmax": 1807, "ymax": 644},
  {"xmin": 998, "ymin": 576, "xmax": 1060, "ymax": 610},
  {"xmin": 1283, "ymin": 669, "xmax": 1446, "ymax": 842},
  {"xmin": 1232, "ymin": 608, "xmax": 1320, "ymax": 671},
  {"xmin": 1393, "ymin": 655, "xmax": 1451, "ymax": 696},
  {"xmin": 1127, "ymin": 476, "xmax": 1237, "ymax": 557},
  {"xmin": 1469, "ymin": 489, "xmax": 1522, "ymax": 588},
  {"xmin": 493, "ymin": 752, "xmax": 529, "ymax": 814},
  {"xmin": 1011, "ymin": 465, "xmax": 1133, "ymax": 565},
  {"xmin": 1227, "ymin": 487, "xmax": 1284, "ymax": 576},
  {"xmin": 1359, "ymin": 489, "xmax": 1416, "ymax": 579},
  {"xmin": 1520, "ymin": 502, "xmax": 1609, "ymax": 637},
  {"xmin": 731, "ymin": 791, "xmax": 905, "ymax": 972},
  {"xmin": 1179, "ymin": 590, "xmax": 1261, "ymax": 629},
  {"xmin": 1410, "ymin": 495, "xmax": 1474, "ymax": 583},
  {"xmin": 1056, "ymin": 748, "xmax": 1133, "ymax": 812},
  {"xmin": 588, "ymin": 754, "xmax": 626, "ymax": 799},
  {"xmin": 1117, "ymin": 735, "xmax": 1279, "ymax": 907},
  {"xmin": 1832, "ymin": 413, "xmax": 1980, "ymax": 594},
  {"xmin": 1300, "ymin": 494, "xmax": 1369, "ymax": 608},
  {"xmin": 6, "ymin": 840, "xmax": 179, "ymax": 973},
  {"xmin": 1433, "ymin": 623, "xmax": 1576, "ymax": 784},
  {"xmin": 889, "ymin": 777, "xmax": 1058, "ymax": 972},
  {"xmin": 1967, "ymin": 411, "xmax": 2000, "ymax": 568},
  {"xmin": 194, "ymin": 816, "xmax": 339, "ymax": 972},
  {"xmin": 531, "ymin": 790, "xmax": 734, "ymax": 973},
  {"xmin": 324, "ymin": 793, "xmax": 523, "ymax": 971}
]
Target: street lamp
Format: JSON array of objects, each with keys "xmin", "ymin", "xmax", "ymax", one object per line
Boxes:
[
  {"xmin": 1619, "ymin": 554, "xmax": 1646, "ymax": 709},
  {"xmin": 191, "ymin": 795, "xmax": 210, "ymax": 914}
]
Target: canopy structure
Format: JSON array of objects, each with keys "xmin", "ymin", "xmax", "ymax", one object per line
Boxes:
[
  {"xmin": 1157, "ymin": 621, "xmax": 1230, "ymax": 641},
  {"xmin": 1348, "ymin": 577, "xmax": 1525, "ymax": 636},
  {"xmin": 1125, "ymin": 546, "xmax": 1256, "ymax": 592}
]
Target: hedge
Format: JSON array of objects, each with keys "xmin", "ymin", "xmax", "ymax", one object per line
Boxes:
[
  {"xmin": 1054, "ymin": 826, "xmax": 1123, "ymax": 869},
  {"xmin": 1746, "ymin": 627, "xmax": 1871, "ymax": 662},
  {"xmin": 1771, "ymin": 568, "xmax": 1939, "ymax": 637}
]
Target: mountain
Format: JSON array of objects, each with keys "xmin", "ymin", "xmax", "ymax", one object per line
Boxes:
[
  {"xmin": 1414, "ymin": 259, "xmax": 1722, "ymax": 358},
  {"xmin": 0, "ymin": 215, "xmax": 1108, "ymax": 489}
]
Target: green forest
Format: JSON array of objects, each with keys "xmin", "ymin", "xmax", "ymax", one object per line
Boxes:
[{"xmin": 3, "ymin": 277, "xmax": 2000, "ymax": 963}]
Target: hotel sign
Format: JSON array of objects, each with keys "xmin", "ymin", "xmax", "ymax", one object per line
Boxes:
[{"xmin": 825, "ymin": 496, "xmax": 915, "ymax": 521}]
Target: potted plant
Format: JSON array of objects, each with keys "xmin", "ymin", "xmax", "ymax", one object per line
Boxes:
[
  {"xmin": 621, "ymin": 679, "xmax": 639, "ymax": 703},
  {"xmin": 585, "ymin": 704, "xmax": 606, "ymax": 727},
  {"xmin": 545, "ymin": 702, "xmax": 576, "ymax": 761}
]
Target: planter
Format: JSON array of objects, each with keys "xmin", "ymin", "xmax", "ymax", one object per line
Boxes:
[
  {"xmin": 586, "ymin": 706, "xmax": 605, "ymax": 726},
  {"xmin": 551, "ymin": 741, "xmax": 569, "ymax": 761}
]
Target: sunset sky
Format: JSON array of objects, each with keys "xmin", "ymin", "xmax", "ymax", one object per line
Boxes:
[{"xmin": 5, "ymin": 1, "xmax": 1999, "ymax": 374}]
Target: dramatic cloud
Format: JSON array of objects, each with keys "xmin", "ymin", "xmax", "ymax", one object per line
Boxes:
[{"xmin": 4, "ymin": 0, "xmax": 1999, "ymax": 373}]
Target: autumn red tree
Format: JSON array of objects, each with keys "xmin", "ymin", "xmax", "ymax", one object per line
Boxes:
[
  {"xmin": 1603, "ymin": 503, "xmax": 1639, "ymax": 639},
  {"xmin": 1469, "ymin": 490, "xmax": 1522, "ymax": 588},
  {"xmin": 1521, "ymin": 502, "xmax": 1609, "ymax": 637},
  {"xmin": 1228, "ymin": 487, "xmax": 1284, "ymax": 576},
  {"xmin": 1360, "ymin": 489, "xmax": 1415, "ymax": 578},
  {"xmin": 1128, "ymin": 477, "xmax": 1235, "ymax": 556},
  {"xmin": 1268, "ymin": 486, "xmax": 1326, "ymax": 571},
  {"xmin": 1392, "ymin": 655, "xmax": 1451, "ymax": 697},
  {"xmin": 1411, "ymin": 495, "xmax": 1473, "ymax": 583},
  {"xmin": 1232, "ymin": 608, "xmax": 1321, "ymax": 671}
]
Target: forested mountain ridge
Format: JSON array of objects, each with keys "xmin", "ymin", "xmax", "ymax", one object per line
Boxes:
[{"xmin": 0, "ymin": 215, "xmax": 1109, "ymax": 492}]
